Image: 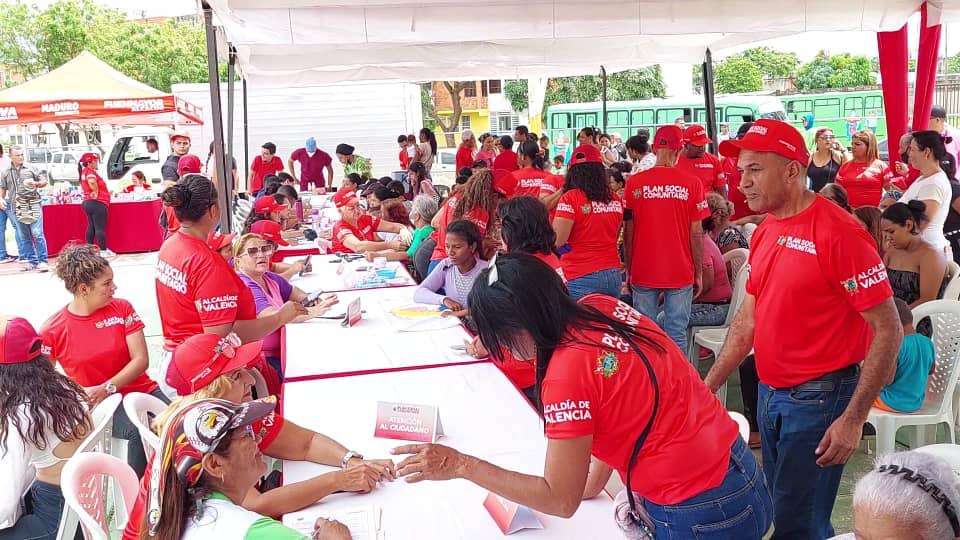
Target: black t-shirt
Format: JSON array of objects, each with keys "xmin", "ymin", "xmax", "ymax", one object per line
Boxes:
[{"xmin": 161, "ymin": 154, "xmax": 180, "ymax": 182}]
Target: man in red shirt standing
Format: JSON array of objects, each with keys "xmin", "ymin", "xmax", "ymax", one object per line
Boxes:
[
  {"xmin": 493, "ymin": 135, "xmax": 519, "ymax": 173},
  {"xmin": 456, "ymin": 130, "xmax": 476, "ymax": 172},
  {"xmin": 623, "ymin": 125, "xmax": 708, "ymax": 351},
  {"xmin": 704, "ymin": 119, "xmax": 901, "ymax": 539},
  {"xmin": 288, "ymin": 137, "xmax": 333, "ymax": 192},
  {"xmin": 248, "ymin": 141, "xmax": 284, "ymax": 194},
  {"xmin": 677, "ymin": 125, "xmax": 727, "ymax": 197}
]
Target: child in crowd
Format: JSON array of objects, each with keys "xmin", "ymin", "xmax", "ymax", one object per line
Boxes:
[{"xmin": 875, "ymin": 298, "xmax": 936, "ymax": 413}]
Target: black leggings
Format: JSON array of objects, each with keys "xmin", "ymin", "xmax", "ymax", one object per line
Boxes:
[{"xmin": 82, "ymin": 200, "xmax": 108, "ymax": 250}]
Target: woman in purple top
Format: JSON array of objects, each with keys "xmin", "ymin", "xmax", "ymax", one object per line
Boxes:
[
  {"xmin": 234, "ymin": 232, "xmax": 338, "ymax": 381},
  {"xmin": 414, "ymin": 220, "xmax": 487, "ymax": 316}
]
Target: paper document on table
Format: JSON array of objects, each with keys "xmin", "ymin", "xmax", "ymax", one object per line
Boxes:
[
  {"xmin": 286, "ymin": 505, "xmax": 381, "ymax": 540},
  {"xmin": 396, "ymin": 314, "xmax": 462, "ymax": 332}
]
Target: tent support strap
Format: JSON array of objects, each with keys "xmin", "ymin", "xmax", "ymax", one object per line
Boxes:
[
  {"xmin": 243, "ymin": 77, "xmax": 249, "ymax": 190},
  {"xmin": 203, "ymin": 2, "xmax": 231, "ymax": 232},
  {"xmin": 601, "ymin": 66, "xmax": 608, "ymax": 135},
  {"xmin": 227, "ymin": 47, "xmax": 236, "ymax": 189},
  {"xmin": 702, "ymin": 49, "xmax": 718, "ymax": 154}
]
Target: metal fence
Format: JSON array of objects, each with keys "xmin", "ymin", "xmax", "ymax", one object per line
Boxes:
[{"xmin": 935, "ymin": 81, "xmax": 960, "ymax": 126}]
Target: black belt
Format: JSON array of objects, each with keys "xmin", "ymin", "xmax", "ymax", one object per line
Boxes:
[{"xmin": 777, "ymin": 364, "xmax": 860, "ymax": 392}]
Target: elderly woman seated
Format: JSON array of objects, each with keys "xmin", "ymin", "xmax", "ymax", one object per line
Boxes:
[{"xmin": 366, "ymin": 195, "xmax": 438, "ymax": 263}]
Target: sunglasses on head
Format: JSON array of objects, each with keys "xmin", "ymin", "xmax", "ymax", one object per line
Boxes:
[{"xmin": 243, "ymin": 244, "xmax": 276, "ymax": 257}]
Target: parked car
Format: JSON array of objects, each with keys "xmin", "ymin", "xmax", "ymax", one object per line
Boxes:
[
  {"xmin": 431, "ymin": 148, "xmax": 456, "ymax": 186},
  {"xmin": 26, "ymin": 147, "xmax": 53, "ymax": 174},
  {"xmin": 47, "ymin": 150, "xmax": 88, "ymax": 183}
]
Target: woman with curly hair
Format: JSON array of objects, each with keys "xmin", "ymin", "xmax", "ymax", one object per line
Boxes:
[
  {"xmin": 0, "ymin": 316, "xmax": 91, "ymax": 540},
  {"xmin": 428, "ymin": 169, "xmax": 498, "ymax": 274},
  {"xmin": 552, "ymin": 145, "xmax": 623, "ymax": 299}
]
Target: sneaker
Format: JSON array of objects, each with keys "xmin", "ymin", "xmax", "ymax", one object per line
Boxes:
[
  {"xmin": 101, "ymin": 249, "xmax": 117, "ymax": 258},
  {"xmin": 21, "ymin": 263, "xmax": 37, "ymax": 272},
  {"xmin": 0, "ymin": 255, "xmax": 16, "ymax": 263},
  {"xmin": 36, "ymin": 262, "xmax": 49, "ymax": 272}
]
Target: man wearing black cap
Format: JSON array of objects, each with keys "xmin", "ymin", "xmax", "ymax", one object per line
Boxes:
[
  {"xmin": 335, "ymin": 143, "xmax": 372, "ymax": 181},
  {"xmin": 930, "ymin": 105, "xmax": 960, "ymax": 169}
]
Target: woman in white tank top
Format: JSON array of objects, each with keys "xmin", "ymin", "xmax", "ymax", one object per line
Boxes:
[{"xmin": 900, "ymin": 130, "xmax": 955, "ymax": 258}]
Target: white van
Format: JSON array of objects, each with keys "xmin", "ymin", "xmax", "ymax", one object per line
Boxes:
[
  {"xmin": 104, "ymin": 127, "xmax": 181, "ymax": 192},
  {"xmin": 46, "ymin": 150, "xmax": 87, "ymax": 183}
]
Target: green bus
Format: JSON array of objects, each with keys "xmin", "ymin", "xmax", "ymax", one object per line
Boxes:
[
  {"xmin": 779, "ymin": 89, "xmax": 886, "ymax": 142},
  {"xmin": 544, "ymin": 95, "xmax": 788, "ymax": 160}
]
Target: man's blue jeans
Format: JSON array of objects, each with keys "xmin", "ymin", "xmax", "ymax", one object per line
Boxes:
[
  {"xmin": 758, "ymin": 368, "xmax": 858, "ymax": 539},
  {"xmin": 17, "ymin": 212, "xmax": 47, "ymax": 265},
  {"xmin": 632, "ymin": 285, "xmax": 694, "ymax": 351},
  {"xmin": 565, "ymin": 268, "xmax": 621, "ymax": 300}
]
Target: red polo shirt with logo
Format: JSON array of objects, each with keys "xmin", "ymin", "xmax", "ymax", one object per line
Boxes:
[
  {"xmin": 747, "ymin": 195, "xmax": 893, "ymax": 387},
  {"xmin": 554, "ymin": 189, "xmax": 623, "ymax": 281},
  {"xmin": 331, "ymin": 214, "xmax": 381, "ymax": 254},
  {"xmin": 677, "ymin": 152, "xmax": 726, "ymax": 193},
  {"xmin": 500, "ymin": 167, "xmax": 551, "ymax": 199}
]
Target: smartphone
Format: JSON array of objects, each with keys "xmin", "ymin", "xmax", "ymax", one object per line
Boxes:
[
  {"xmin": 299, "ymin": 256, "xmax": 312, "ymax": 277},
  {"xmin": 301, "ymin": 290, "xmax": 324, "ymax": 307}
]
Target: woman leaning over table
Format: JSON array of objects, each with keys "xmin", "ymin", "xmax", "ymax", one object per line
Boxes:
[
  {"xmin": 234, "ymin": 230, "xmax": 338, "ymax": 383},
  {"xmin": 142, "ymin": 398, "xmax": 353, "ymax": 540},
  {"xmin": 393, "ymin": 255, "xmax": 772, "ymax": 539},
  {"xmin": 122, "ymin": 333, "xmax": 394, "ymax": 540},
  {"xmin": 0, "ymin": 317, "xmax": 91, "ymax": 540},
  {"xmin": 154, "ymin": 174, "xmax": 308, "ymax": 399},
  {"xmin": 415, "ymin": 219, "xmax": 487, "ymax": 316},
  {"xmin": 79, "ymin": 152, "xmax": 113, "ymax": 256},
  {"xmin": 835, "ymin": 130, "xmax": 894, "ymax": 208},
  {"xmin": 40, "ymin": 244, "xmax": 168, "ymax": 478}
]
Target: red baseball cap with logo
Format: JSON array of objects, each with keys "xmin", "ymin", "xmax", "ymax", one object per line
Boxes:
[
  {"xmin": 683, "ymin": 125, "xmax": 712, "ymax": 146},
  {"xmin": 568, "ymin": 145, "xmax": 603, "ymax": 167},
  {"xmin": 80, "ymin": 152, "xmax": 100, "ymax": 165},
  {"xmin": 207, "ymin": 229, "xmax": 236, "ymax": 252},
  {"xmin": 0, "ymin": 317, "xmax": 43, "ymax": 365},
  {"xmin": 166, "ymin": 333, "xmax": 263, "ymax": 396},
  {"xmin": 170, "ymin": 131, "xmax": 191, "ymax": 142},
  {"xmin": 253, "ymin": 196, "xmax": 286, "ymax": 215},
  {"xmin": 334, "ymin": 189, "xmax": 360, "ymax": 209},
  {"xmin": 177, "ymin": 154, "xmax": 202, "ymax": 176},
  {"xmin": 250, "ymin": 219, "xmax": 289, "ymax": 246},
  {"xmin": 719, "ymin": 119, "xmax": 810, "ymax": 164},
  {"xmin": 652, "ymin": 125, "xmax": 683, "ymax": 151}
]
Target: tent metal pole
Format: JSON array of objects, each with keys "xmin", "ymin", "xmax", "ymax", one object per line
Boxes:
[
  {"xmin": 202, "ymin": 3, "xmax": 231, "ymax": 232},
  {"xmin": 702, "ymin": 49, "xmax": 718, "ymax": 155},
  {"xmin": 243, "ymin": 77, "xmax": 249, "ymax": 190},
  {"xmin": 601, "ymin": 66, "xmax": 608, "ymax": 134},
  {"xmin": 226, "ymin": 47, "xmax": 235, "ymax": 190}
]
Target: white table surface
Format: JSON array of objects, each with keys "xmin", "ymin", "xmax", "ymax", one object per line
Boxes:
[
  {"xmin": 283, "ymin": 286, "xmax": 475, "ymax": 380},
  {"xmin": 289, "ymin": 254, "xmax": 416, "ymax": 293},
  {"xmin": 280, "ymin": 363, "xmax": 619, "ymax": 539}
]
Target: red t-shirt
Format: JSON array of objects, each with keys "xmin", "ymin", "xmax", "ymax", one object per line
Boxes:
[
  {"xmin": 121, "ymin": 409, "xmax": 285, "ymax": 540},
  {"xmin": 331, "ymin": 214, "xmax": 381, "ymax": 254},
  {"xmin": 123, "ymin": 183, "xmax": 152, "ymax": 193},
  {"xmin": 155, "ymin": 232, "xmax": 257, "ymax": 351},
  {"xmin": 835, "ymin": 160, "xmax": 894, "ymax": 208},
  {"xmin": 722, "ymin": 156, "xmax": 758, "ymax": 221},
  {"xmin": 677, "ymin": 153, "xmax": 726, "ymax": 194},
  {"xmin": 249, "ymin": 155, "xmax": 284, "ymax": 193},
  {"xmin": 532, "ymin": 251, "xmax": 566, "ymax": 282},
  {"xmin": 500, "ymin": 167, "xmax": 551, "ymax": 199},
  {"xmin": 623, "ymin": 166, "xmax": 709, "ymax": 288},
  {"xmin": 493, "ymin": 150, "xmax": 520, "ymax": 173},
  {"xmin": 430, "ymin": 194, "xmax": 490, "ymax": 261},
  {"xmin": 542, "ymin": 294, "xmax": 738, "ymax": 505},
  {"xmin": 40, "ymin": 299, "xmax": 156, "ymax": 395},
  {"xmin": 399, "ymin": 148, "xmax": 411, "ymax": 170},
  {"xmin": 747, "ymin": 196, "xmax": 893, "ymax": 388},
  {"xmin": 553, "ymin": 189, "xmax": 623, "ymax": 281},
  {"xmin": 81, "ymin": 167, "xmax": 110, "ymax": 205},
  {"xmin": 456, "ymin": 144, "xmax": 474, "ymax": 172},
  {"xmin": 538, "ymin": 174, "xmax": 565, "ymax": 221}
]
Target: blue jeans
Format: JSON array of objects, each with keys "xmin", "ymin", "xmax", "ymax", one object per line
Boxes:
[
  {"xmin": 565, "ymin": 268, "xmax": 621, "ymax": 300},
  {"xmin": 17, "ymin": 212, "xmax": 47, "ymax": 265},
  {"xmin": 0, "ymin": 480, "xmax": 65, "ymax": 540},
  {"xmin": 758, "ymin": 368, "xmax": 858, "ymax": 539},
  {"xmin": 632, "ymin": 285, "xmax": 694, "ymax": 351},
  {"xmin": 1, "ymin": 202, "xmax": 25, "ymax": 259},
  {"xmin": 644, "ymin": 437, "xmax": 773, "ymax": 539},
  {"xmin": 689, "ymin": 303, "xmax": 730, "ymax": 328}
]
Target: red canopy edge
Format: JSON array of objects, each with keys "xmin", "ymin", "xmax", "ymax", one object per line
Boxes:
[{"xmin": 0, "ymin": 95, "xmax": 203, "ymax": 126}]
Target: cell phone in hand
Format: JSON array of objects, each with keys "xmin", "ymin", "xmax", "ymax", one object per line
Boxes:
[
  {"xmin": 299, "ymin": 256, "xmax": 312, "ymax": 277},
  {"xmin": 301, "ymin": 290, "xmax": 324, "ymax": 307}
]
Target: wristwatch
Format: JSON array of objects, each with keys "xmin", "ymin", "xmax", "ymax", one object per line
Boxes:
[
  {"xmin": 104, "ymin": 382, "xmax": 118, "ymax": 395},
  {"xmin": 341, "ymin": 450, "xmax": 363, "ymax": 469}
]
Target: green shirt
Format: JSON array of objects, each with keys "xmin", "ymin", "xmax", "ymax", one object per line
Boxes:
[
  {"xmin": 406, "ymin": 225, "xmax": 436, "ymax": 259},
  {"xmin": 206, "ymin": 492, "xmax": 308, "ymax": 540},
  {"xmin": 344, "ymin": 155, "xmax": 372, "ymax": 180}
]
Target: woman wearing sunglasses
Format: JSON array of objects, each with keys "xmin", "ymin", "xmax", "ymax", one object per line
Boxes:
[
  {"xmin": 393, "ymin": 254, "xmax": 772, "ymax": 539},
  {"xmin": 235, "ymin": 225, "xmax": 339, "ymax": 384},
  {"xmin": 155, "ymin": 174, "xmax": 308, "ymax": 398},
  {"xmin": 807, "ymin": 128, "xmax": 847, "ymax": 193}
]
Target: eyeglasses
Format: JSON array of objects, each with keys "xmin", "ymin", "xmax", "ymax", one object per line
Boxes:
[
  {"xmin": 820, "ymin": 134, "xmax": 836, "ymax": 140},
  {"xmin": 243, "ymin": 244, "xmax": 276, "ymax": 257}
]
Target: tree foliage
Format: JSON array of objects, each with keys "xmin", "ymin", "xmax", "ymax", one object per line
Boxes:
[
  {"xmin": 421, "ymin": 81, "xmax": 473, "ymax": 147},
  {"xmin": 714, "ymin": 57, "xmax": 762, "ymax": 93},
  {"xmin": 501, "ymin": 66, "xmax": 666, "ymax": 113},
  {"xmin": 738, "ymin": 47, "xmax": 799, "ymax": 78},
  {"xmin": 796, "ymin": 51, "xmax": 875, "ymax": 90}
]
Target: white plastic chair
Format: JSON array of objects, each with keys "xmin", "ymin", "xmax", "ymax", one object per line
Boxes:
[
  {"xmin": 55, "ymin": 394, "xmax": 121, "ymax": 540},
  {"xmin": 233, "ymin": 197, "xmax": 252, "ymax": 232},
  {"xmin": 687, "ymin": 252, "xmax": 750, "ymax": 363},
  {"xmin": 722, "ymin": 248, "xmax": 749, "ymax": 282},
  {"xmin": 866, "ymin": 300, "xmax": 960, "ymax": 456},
  {"xmin": 916, "ymin": 443, "xmax": 960, "ymax": 475},
  {"xmin": 729, "ymin": 411, "xmax": 750, "ymax": 442},
  {"xmin": 122, "ymin": 392, "xmax": 167, "ymax": 460},
  {"xmin": 740, "ymin": 223, "xmax": 758, "ymax": 244},
  {"xmin": 61, "ymin": 453, "xmax": 139, "ymax": 540},
  {"xmin": 943, "ymin": 261, "xmax": 960, "ymax": 302}
]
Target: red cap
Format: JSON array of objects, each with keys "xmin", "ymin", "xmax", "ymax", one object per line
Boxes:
[
  {"xmin": 333, "ymin": 189, "xmax": 360, "ymax": 209},
  {"xmin": 170, "ymin": 131, "xmax": 191, "ymax": 142},
  {"xmin": 683, "ymin": 125, "xmax": 712, "ymax": 146},
  {"xmin": 652, "ymin": 125, "xmax": 683, "ymax": 151},
  {"xmin": 80, "ymin": 152, "xmax": 99, "ymax": 165},
  {"xmin": 207, "ymin": 229, "xmax": 236, "ymax": 252},
  {"xmin": 166, "ymin": 333, "xmax": 263, "ymax": 396},
  {"xmin": 719, "ymin": 119, "xmax": 810, "ymax": 164},
  {"xmin": 568, "ymin": 145, "xmax": 603, "ymax": 166},
  {"xmin": 253, "ymin": 196, "xmax": 286, "ymax": 215},
  {"xmin": 177, "ymin": 154, "xmax": 202, "ymax": 175},
  {"xmin": 250, "ymin": 219, "xmax": 289, "ymax": 246},
  {"xmin": 0, "ymin": 317, "xmax": 43, "ymax": 365}
]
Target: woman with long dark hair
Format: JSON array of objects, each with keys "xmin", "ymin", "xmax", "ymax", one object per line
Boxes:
[
  {"xmin": 0, "ymin": 317, "xmax": 91, "ymax": 540},
  {"xmin": 900, "ymin": 130, "xmax": 954, "ymax": 257},
  {"xmin": 498, "ymin": 141, "xmax": 549, "ymax": 199},
  {"xmin": 806, "ymin": 127, "xmax": 846, "ymax": 192},
  {"xmin": 79, "ymin": 152, "xmax": 113, "ymax": 257},
  {"xmin": 415, "ymin": 128, "xmax": 438, "ymax": 174},
  {"xmin": 392, "ymin": 255, "xmax": 772, "ymax": 539},
  {"xmin": 552, "ymin": 145, "xmax": 623, "ymax": 299},
  {"xmin": 428, "ymin": 169, "xmax": 497, "ymax": 274},
  {"xmin": 881, "ymin": 201, "xmax": 948, "ymax": 308}
]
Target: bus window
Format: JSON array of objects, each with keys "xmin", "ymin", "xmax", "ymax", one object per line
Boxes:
[
  {"xmin": 785, "ymin": 99, "xmax": 812, "ymax": 121},
  {"xmin": 607, "ymin": 111, "xmax": 628, "ymax": 127},
  {"xmin": 864, "ymin": 95, "xmax": 883, "ymax": 116},
  {"xmin": 725, "ymin": 106, "xmax": 755, "ymax": 124},
  {"xmin": 630, "ymin": 109, "xmax": 654, "ymax": 127},
  {"xmin": 574, "ymin": 113, "xmax": 597, "ymax": 129},
  {"xmin": 843, "ymin": 97, "xmax": 864, "ymax": 118},
  {"xmin": 551, "ymin": 113, "xmax": 570, "ymax": 129},
  {"xmin": 813, "ymin": 98, "xmax": 840, "ymax": 120},
  {"xmin": 693, "ymin": 108, "xmax": 722, "ymax": 124},
  {"xmin": 656, "ymin": 108, "xmax": 689, "ymax": 124}
]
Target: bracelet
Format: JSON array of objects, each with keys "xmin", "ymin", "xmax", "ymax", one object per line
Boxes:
[{"xmin": 341, "ymin": 450, "xmax": 363, "ymax": 469}]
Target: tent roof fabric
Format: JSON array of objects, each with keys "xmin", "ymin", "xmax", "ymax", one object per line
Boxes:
[{"xmin": 209, "ymin": 0, "xmax": 929, "ymax": 85}]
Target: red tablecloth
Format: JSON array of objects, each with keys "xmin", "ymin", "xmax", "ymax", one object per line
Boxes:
[{"xmin": 43, "ymin": 199, "xmax": 164, "ymax": 256}]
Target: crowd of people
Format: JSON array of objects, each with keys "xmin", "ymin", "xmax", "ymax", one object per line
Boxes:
[{"xmin": 4, "ymin": 109, "xmax": 960, "ymax": 540}]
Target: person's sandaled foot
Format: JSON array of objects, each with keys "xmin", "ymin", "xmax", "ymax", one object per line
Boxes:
[{"xmin": 748, "ymin": 432, "xmax": 761, "ymax": 449}]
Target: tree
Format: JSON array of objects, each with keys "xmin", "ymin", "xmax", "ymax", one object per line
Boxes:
[
  {"xmin": 738, "ymin": 47, "xmax": 798, "ymax": 78},
  {"xmin": 714, "ymin": 57, "xmax": 763, "ymax": 93},
  {"xmin": 796, "ymin": 51, "xmax": 875, "ymax": 90},
  {"xmin": 421, "ymin": 81, "xmax": 473, "ymax": 147},
  {"xmin": 501, "ymin": 67, "xmax": 666, "ymax": 117},
  {"xmin": 947, "ymin": 52, "xmax": 960, "ymax": 74}
]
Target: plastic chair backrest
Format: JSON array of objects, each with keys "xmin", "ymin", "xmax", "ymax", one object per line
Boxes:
[
  {"xmin": 723, "ymin": 264, "xmax": 751, "ymax": 326},
  {"xmin": 943, "ymin": 261, "xmax": 960, "ymax": 301},
  {"xmin": 122, "ymin": 392, "xmax": 167, "ymax": 460},
  {"xmin": 728, "ymin": 411, "xmax": 750, "ymax": 441},
  {"xmin": 913, "ymin": 300, "xmax": 960, "ymax": 415},
  {"xmin": 722, "ymin": 248, "xmax": 749, "ymax": 283},
  {"xmin": 741, "ymin": 223, "xmax": 758, "ymax": 244},
  {"xmin": 61, "ymin": 453, "xmax": 139, "ymax": 540}
]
